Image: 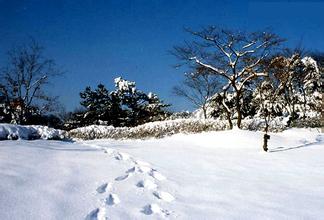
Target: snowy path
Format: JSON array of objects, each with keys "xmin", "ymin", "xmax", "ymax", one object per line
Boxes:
[{"xmin": 0, "ymin": 128, "xmax": 324, "ymax": 219}]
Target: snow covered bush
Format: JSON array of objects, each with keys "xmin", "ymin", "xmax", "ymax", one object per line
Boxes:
[
  {"xmin": 68, "ymin": 116, "xmax": 299, "ymax": 140},
  {"xmin": 0, "ymin": 124, "xmax": 67, "ymax": 140},
  {"xmin": 290, "ymin": 117, "xmax": 323, "ymax": 128},
  {"xmin": 240, "ymin": 117, "xmax": 288, "ymax": 132},
  {"xmin": 68, "ymin": 119, "xmax": 229, "ymax": 140}
]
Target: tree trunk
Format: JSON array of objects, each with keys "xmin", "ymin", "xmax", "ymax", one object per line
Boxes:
[
  {"xmin": 202, "ymin": 107, "xmax": 207, "ymax": 119},
  {"xmin": 226, "ymin": 111, "xmax": 233, "ymax": 129},
  {"xmin": 235, "ymin": 92, "xmax": 242, "ymax": 128},
  {"xmin": 220, "ymin": 92, "xmax": 233, "ymax": 129}
]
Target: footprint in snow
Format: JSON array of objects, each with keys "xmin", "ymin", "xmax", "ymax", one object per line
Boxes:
[
  {"xmin": 96, "ymin": 182, "xmax": 112, "ymax": 194},
  {"xmin": 124, "ymin": 165, "xmax": 165, "ymax": 180},
  {"xmin": 138, "ymin": 165, "xmax": 152, "ymax": 173},
  {"xmin": 105, "ymin": 193, "xmax": 120, "ymax": 206},
  {"xmin": 142, "ymin": 203, "xmax": 170, "ymax": 216},
  {"xmin": 126, "ymin": 166, "xmax": 138, "ymax": 174},
  {"xmin": 136, "ymin": 179, "xmax": 157, "ymax": 190},
  {"xmin": 115, "ymin": 152, "xmax": 131, "ymax": 161},
  {"xmin": 135, "ymin": 160, "xmax": 151, "ymax": 167},
  {"xmin": 115, "ymin": 173, "xmax": 133, "ymax": 181},
  {"xmin": 153, "ymin": 191, "xmax": 175, "ymax": 202},
  {"xmin": 85, "ymin": 207, "xmax": 107, "ymax": 220},
  {"xmin": 126, "ymin": 165, "xmax": 152, "ymax": 174},
  {"xmin": 150, "ymin": 170, "xmax": 166, "ymax": 181},
  {"xmin": 102, "ymin": 147, "xmax": 114, "ymax": 155}
]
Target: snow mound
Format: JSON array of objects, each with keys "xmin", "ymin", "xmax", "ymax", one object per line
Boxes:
[{"xmin": 0, "ymin": 123, "xmax": 67, "ymax": 140}]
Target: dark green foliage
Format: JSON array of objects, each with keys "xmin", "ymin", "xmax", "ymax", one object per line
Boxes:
[{"xmin": 67, "ymin": 78, "xmax": 170, "ymax": 129}]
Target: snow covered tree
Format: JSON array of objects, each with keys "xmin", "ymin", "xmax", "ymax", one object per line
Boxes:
[
  {"xmin": 172, "ymin": 26, "xmax": 282, "ymax": 128},
  {"xmin": 0, "ymin": 93, "xmax": 11, "ymax": 123},
  {"xmin": 113, "ymin": 77, "xmax": 170, "ymax": 126},
  {"xmin": 79, "ymin": 84, "xmax": 123, "ymax": 127},
  {"xmin": 72, "ymin": 77, "xmax": 170, "ymax": 128},
  {"xmin": 265, "ymin": 54, "xmax": 322, "ymax": 122},
  {"xmin": 252, "ymin": 53, "xmax": 322, "ymax": 150},
  {"xmin": 311, "ymin": 52, "xmax": 324, "ymax": 130},
  {"xmin": 300, "ymin": 56, "xmax": 322, "ymax": 118}
]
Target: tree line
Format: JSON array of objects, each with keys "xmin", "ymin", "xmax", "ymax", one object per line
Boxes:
[{"xmin": 0, "ymin": 27, "xmax": 323, "ymax": 130}]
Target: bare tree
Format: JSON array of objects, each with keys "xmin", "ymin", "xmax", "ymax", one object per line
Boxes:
[
  {"xmin": 173, "ymin": 70, "xmax": 221, "ymax": 119},
  {"xmin": 0, "ymin": 39, "xmax": 62, "ymax": 124},
  {"xmin": 172, "ymin": 26, "xmax": 283, "ymax": 128}
]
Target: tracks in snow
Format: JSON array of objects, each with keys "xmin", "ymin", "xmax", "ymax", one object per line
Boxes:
[{"xmin": 84, "ymin": 144, "xmax": 175, "ymax": 219}]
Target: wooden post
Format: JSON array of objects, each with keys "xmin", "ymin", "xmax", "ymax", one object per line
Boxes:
[{"xmin": 263, "ymin": 134, "xmax": 270, "ymax": 152}]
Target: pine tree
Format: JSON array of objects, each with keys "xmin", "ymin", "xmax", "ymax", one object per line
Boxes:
[
  {"xmin": 113, "ymin": 77, "xmax": 169, "ymax": 126},
  {"xmin": 71, "ymin": 77, "xmax": 170, "ymax": 128}
]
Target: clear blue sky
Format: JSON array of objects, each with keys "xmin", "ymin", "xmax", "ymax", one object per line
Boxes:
[{"xmin": 1, "ymin": 0, "xmax": 323, "ymax": 112}]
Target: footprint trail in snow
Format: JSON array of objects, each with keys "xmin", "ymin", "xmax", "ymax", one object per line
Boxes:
[{"xmin": 85, "ymin": 143, "xmax": 174, "ymax": 218}]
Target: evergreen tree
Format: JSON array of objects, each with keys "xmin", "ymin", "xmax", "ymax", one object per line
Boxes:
[{"xmin": 68, "ymin": 77, "xmax": 170, "ymax": 128}]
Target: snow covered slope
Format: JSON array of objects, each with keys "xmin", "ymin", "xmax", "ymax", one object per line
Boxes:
[{"xmin": 0, "ymin": 128, "xmax": 323, "ymax": 219}]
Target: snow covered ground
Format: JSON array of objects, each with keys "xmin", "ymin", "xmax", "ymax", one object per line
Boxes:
[{"xmin": 0, "ymin": 128, "xmax": 323, "ymax": 219}]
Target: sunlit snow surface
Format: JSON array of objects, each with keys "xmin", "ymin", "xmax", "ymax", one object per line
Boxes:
[{"xmin": 0, "ymin": 128, "xmax": 323, "ymax": 219}]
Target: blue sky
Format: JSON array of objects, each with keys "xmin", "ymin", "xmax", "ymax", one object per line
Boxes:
[{"xmin": 1, "ymin": 0, "xmax": 323, "ymax": 112}]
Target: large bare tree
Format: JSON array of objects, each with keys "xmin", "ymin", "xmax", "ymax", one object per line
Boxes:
[
  {"xmin": 0, "ymin": 39, "xmax": 62, "ymax": 124},
  {"xmin": 172, "ymin": 26, "xmax": 283, "ymax": 128}
]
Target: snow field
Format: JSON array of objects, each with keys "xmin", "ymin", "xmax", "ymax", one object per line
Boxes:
[{"xmin": 0, "ymin": 128, "xmax": 323, "ymax": 219}]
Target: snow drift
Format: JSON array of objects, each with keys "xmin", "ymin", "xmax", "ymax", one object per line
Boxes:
[{"xmin": 0, "ymin": 124, "xmax": 67, "ymax": 140}]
